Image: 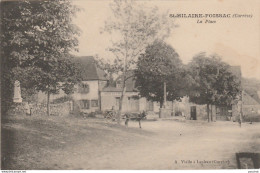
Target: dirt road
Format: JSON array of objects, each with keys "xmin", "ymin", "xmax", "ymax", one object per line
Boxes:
[
  {"xmin": 2, "ymin": 115, "xmax": 260, "ymax": 169},
  {"xmin": 47, "ymin": 119, "xmax": 260, "ymax": 169}
]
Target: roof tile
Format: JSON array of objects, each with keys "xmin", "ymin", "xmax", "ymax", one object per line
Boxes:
[{"xmin": 74, "ymin": 56, "xmax": 108, "ymax": 81}]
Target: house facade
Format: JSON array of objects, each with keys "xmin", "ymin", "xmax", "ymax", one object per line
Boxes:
[
  {"xmin": 72, "ymin": 80, "xmax": 106, "ymax": 113},
  {"xmin": 174, "ymin": 66, "xmax": 260, "ymax": 122},
  {"xmin": 100, "ymin": 72, "xmax": 155, "ymax": 113},
  {"xmin": 36, "ymin": 56, "xmax": 157, "ymax": 114},
  {"xmin": 241, "ymin": 90, "xmax": 260, "ymax": 121},
  {"xmin": 37, "ymin": 56, "xmax": 108, "ymax": 113},
  {"xmin": 71, "ymin": 56, "xmax": 108, "ymax": 113},
  {"xmin": 37, "ymin": 57, "xmax": 260, "ymax": 121},
  {"xmin": 172, "ymin": 66, "xmax": 243, "ymax": 121}
]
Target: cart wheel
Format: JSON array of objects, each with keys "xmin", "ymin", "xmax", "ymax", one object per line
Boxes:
[{"xmin": 106, "ymin": 112, "xmax": 113, "ymax": 119}]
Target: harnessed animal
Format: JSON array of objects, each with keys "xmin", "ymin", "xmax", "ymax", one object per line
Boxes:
[{"xmin": 123, "ymin": 111, "xmax": 147, "ymax": 128}]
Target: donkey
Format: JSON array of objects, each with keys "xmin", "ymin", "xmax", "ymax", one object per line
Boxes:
[{"xmin": 124, "ymin": 111, "xmax": 147, "ymax": 128}]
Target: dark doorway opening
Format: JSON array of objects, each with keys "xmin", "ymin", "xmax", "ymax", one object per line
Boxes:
[{"xmin": 190, "ymin": 106, "xmax": 197, "ymax": 120}]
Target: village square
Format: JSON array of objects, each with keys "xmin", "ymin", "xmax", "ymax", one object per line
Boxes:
[{"xmin": 1, "ymin": 0, "xmax": 260, "ymax": 170}]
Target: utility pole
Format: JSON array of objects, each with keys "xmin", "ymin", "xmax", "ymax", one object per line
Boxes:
[
  {"xmin": 159, "ymin": 81, "xmax": 167, "ymax": 118},
  {"xmin": 163, "ymin": 81, "xmax": 166, "ymax": 108},
  {"xmin": 239, "ymin": 90, "xmax": 243, "ymax": 127}
]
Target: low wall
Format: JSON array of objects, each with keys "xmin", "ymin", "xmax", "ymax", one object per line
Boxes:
[
  {"xmin": 71, "ymin": 100, "xmax": 99, "ymax": 115},
  {"xmin": 32, "ymin": 102, "xmax": 71, "ymax": 116},
  {"xmin": 159, "ymin": 108, "xmax": 172, "ymax": 118},
  {"xmin": 7, "ymin": 103, "xmax": 28, "ymax": 115},
  {"xmin": 7, "ymin": 102, "xmax": 72, "ymax": 116}
]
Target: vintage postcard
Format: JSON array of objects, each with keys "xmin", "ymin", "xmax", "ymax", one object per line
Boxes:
[{"xmin": 1, "ymin": 0, "xmax": 260, "ymax": 171}]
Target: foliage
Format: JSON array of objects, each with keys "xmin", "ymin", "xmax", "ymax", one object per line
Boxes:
[
  {"xmin": 213, "ymin": 65, "xmax": 241, "ymax": 106},
  {"xmin": 187, "ymin": 53, "xmax": 241, "ymax": 121},
  {"xmin": 1, "ymin": 0, "xmax": 81, "ymax": 114},
  {"xmin": 188, "ymin": 53, "xmax": 241, "ymax": 105},
  {"xmin": 135, "ymin": 40, "xmax": 187, "ymax": 107},
  {"xmin": 95, "ymin": 58, "xmax": 117, "ymax": 87},
  {"xmin": 98, "ymin": 0, "xmax": 175, "ymax": 123},
  {"xmin": 51, "ymin": 95, "xmax": 73, "ymax": 104}
]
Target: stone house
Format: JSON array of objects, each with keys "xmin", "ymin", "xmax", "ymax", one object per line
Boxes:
[
  {"xmin": 241, "ymin": 90, "xmax": 260, "ymax": 121},
  {"xmin": 37, "ymin": 57, "xmax": 260, "ymax": 121},
  {"xmin": 172, "ymin": 66, "xmax": 243, "ymax": 121},
  {"xmin": 71, "ymin": 56, "xmax": 108, "ymax": 113},
  {"xmin": 37, "ymin": 56, "xmax": 108, "ymax": 114},
  {"xmin": 37, "ymin": 56, "xmax": 158, "ymax": 114},
  {"xmin": 100, "ymin": 72, "xmax": 156, "ymax": 113},
  {"xmin": 174, "ymin": 66, "xmax": 260, "ymax": 122}
]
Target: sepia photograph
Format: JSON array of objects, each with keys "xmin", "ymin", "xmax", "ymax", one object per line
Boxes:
[{"xmin": 1, "ymin": 0, "xmax": 260, "ymax": 170}]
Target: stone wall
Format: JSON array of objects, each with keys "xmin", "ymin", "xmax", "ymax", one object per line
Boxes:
[
  {"xmin": 7, "ymin": 103, "xmax": 28, "ymax": 115},
  {"xmin": 159, "ymin": 108, "xmax": 172, "ymax": 118},
  {"xmin": 7, "ymin": 102, "xmax": 72, "ymax": 116},
  {"xmin": 32, "ymin": 102, "xmax": 72, "ymax": 116}
]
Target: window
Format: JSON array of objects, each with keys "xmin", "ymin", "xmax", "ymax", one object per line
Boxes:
[
  {"xmin": 116, "ymin": 80, "xmax": 122, "ymax": 88},
  {"xmin": 78, "ymin": 83, "xmax": 89, "ymax": 93},
  {"xmin": 82, "ymin": 84, "xmax": 89, "ymax": 93},
  {"xmin": 91, "ymin": 100, "xmax": 98, "ymax": 107},
  {"xmin": 115, "ymin": 97, "xmax": 120, "ymax": 110},
  {"xmin": 81, "ymin": 100, "xmax": 89, "ymax": 109}
]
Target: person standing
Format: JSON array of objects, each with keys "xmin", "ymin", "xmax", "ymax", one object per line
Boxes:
[{"xmin": 25, "ymin": 102, "xmax": 32, "ymax": 116}]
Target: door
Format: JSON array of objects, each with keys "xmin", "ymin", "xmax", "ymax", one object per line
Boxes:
[
  {"xmin": 80, "ymin": 100, "xmax": 90, "ymax": 109},
  {"xmin": 146, "ymin": 101, "xmax": 154, "ymax": 111},
  {"xmin": 216, "ymin": 106, "xmax": 230, "ymax": 121},
  {"xmin": 190, "ymin": 106, "xmax": 197, "ymax": 120},
  {"xmin": 115, "ymin": 97, "xmax": 120, "ymax": 110},
  {"xmin": 130, "ymin": 98, "xmax": 139, "ymax": 112}
]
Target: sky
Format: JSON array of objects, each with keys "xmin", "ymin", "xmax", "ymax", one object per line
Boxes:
[{"xmin": 72, "ymin": 0, "xmax": 260, "ymax": 80}]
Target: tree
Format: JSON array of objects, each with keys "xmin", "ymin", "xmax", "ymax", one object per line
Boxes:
[
  {"xmin": 1, "ymin": 0, "xmax": 80, "ymax": 115},
  {"xmin": 135, "ymin": 40, "xmax": 187, "ymax": 108},
  {"xmin": 95, "ymin": 57, "xmax": 118, "ymax": 87},
  {"xmin": 187, "ymin": 53, "xmax": 241, "ymax": 122},
  {"xmin": 98, "ymin": 0, "xmax": 175, "ymax": 124}
]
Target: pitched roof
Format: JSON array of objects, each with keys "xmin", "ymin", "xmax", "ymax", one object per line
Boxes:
[
  {"xmin": 102, "ymin": 87, "xmax": 124, "ymax": 92},
  {"xmin": 73, "ymin": 56, "xmax": 108, "ymax": 81},
  {"xmin": 229, "ymin": 66, "xmax": 242, "ymax": 82},
  {"xmin": 243, "ymin": 91, "xmax": 260, "ymax": 105},
  {"xmin": 244, "ymin": 89, "xmax": 260, "ymax": 104},
  {"xmin": 229, "ymin": 66, "xmax": 260, "ymax": 104},
  {"xmin": 102, "ymin": 71, "xmax": 137, "ymax": 92},
  {"xmin": 122, "ymin": 71, "xmax": 136, "ymax": 92}
]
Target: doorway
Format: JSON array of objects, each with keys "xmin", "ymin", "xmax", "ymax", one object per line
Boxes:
[
  {"xmin": 190, "ymin": 106, "xmax": 197, "ymax": 120},
  {"xmin": 115, "ymin": 97, "xmax": 120, "ymax": 110}
]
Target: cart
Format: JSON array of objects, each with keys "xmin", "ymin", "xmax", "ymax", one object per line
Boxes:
[{"xmin": 104, "ymin": 110, "xmax": 117, "ymax": 121}]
